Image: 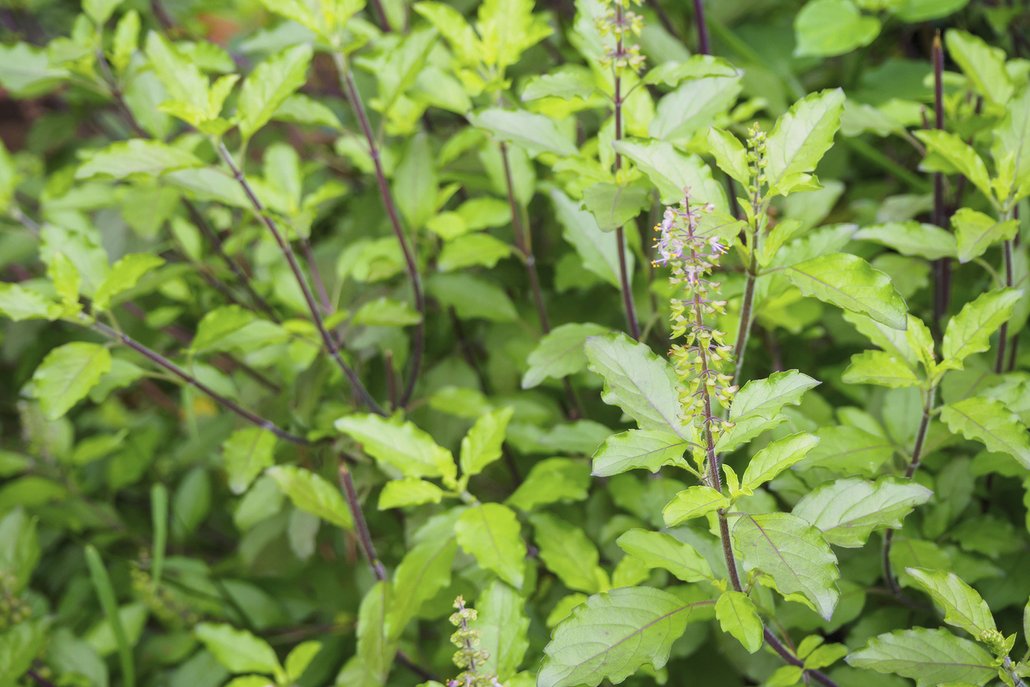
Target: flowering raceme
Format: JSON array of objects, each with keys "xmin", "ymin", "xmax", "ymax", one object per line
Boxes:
[{"xmin": 654, "ymin": 194, "xmax": 736, "ymax": 454}]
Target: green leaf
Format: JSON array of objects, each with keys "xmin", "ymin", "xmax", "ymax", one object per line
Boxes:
[
  {"xmin": 274, "ymin": 93, "xmax": 341, "ymax": 129},
  {"xmin": 940, "ymin": 396, "xmax": 1030, "ymax": 469},
  {"xmin": 715, "ymin": 591, "xmax": 763, "ymax": 653},
  {"xmin": 765, "ymin": 89, "xmax": 845, "ymax": 196},
  {"xmin": 144, "ymin": 32, "xmax": 211, "ymax": 123},
  {"xmin": 792, "ymin": 478, "xmax": 933, "ymax": 547},
  {"xmin": 455, "ymin": 503, "xmax": 526, "ymax": 588},
  {"xmin": 805, "ymin": 424, "xmax": 891, "ymax": 476},
  {"xmin": 0, "ymin": 139, "xmax": 17, "ymax": 214},
  {"xmin": 854, "ymin": 221, "xmax": 957, "ymax": 260},
  {"xmin": 0, "ymin": 509, "xmax": 39, "ymax": 592},
  {"xmin": 662, "ymin": 486, "xmax": 730, "ymax": 526},
  {"xmin": 224, "ymin": 670, "xmax": 271, "ymax": 684},
  {"xmin": 84, "ymin": 0, "xmax": 123, "ymax": 26},
  {"xmin": 93, "ymin": 253, "xmax": 165, "ymax": 310},
  {"xmin": 731, "ymin": 512, "xmax": 839, "ymax": 619},
  {"xmin": 845, "ymin": 311, "xmax": 934, "ymax": 372},
  {"xmin": 238, "ymin": 44, "xmax": 313, "ymax": 140},
  {"xmin": 741, "ymin": 432, "xmax": 820, "ymax": 491},
  {"xmin": 718, "ymin": 370, "xmax": 820, "ymax": 452},
  {"xmin": 476, "ymin": 0, "xmax": 552, "ymax": 71},
  {"xmin": 166, "ymin": 168, "xmax": 249, "ymax": 207},
  {"xmin": 266, "ymin": 466, "xmax": 353, "ymax": 530},
  {"xmin": 591, "ymin": 429, "xmax": 692, "ymax": 477},
  {"xmin": 378, "ymin": 478, "xmax": 445, "ymax": 510},
  {"xmin": 0, "ymin": 619, "xmax": 47, "ymax": 683},
  {"xmin": 438, "ymin": 233, "xmax": 512, "ymax": 271},
  {"xmin": 892, "ymin": 0, "xmax": 968, "ymax": 21},
  {"xmin": 522, "ymin": 65, "xmax": 596, "ymax": 101},
  {"xmin": 507, "ymin": 458, "xmax": 590, "ymax": 511},
  {"xmin": 992, "ymin": 86, "xmax": 1030, "ymax": 203},
  {"xmin": 613, "ymin": 139, "xmax": 726, "ymax": 208},
  {"xmin": 642, "ymin": 55, "xmax": 739, "ymax": 87},
  {"xmin": 952, "ymin": 208, "xmax": 1019, "ymax": 263},
  {"xmin": 222, "ymin": 428, "xmax": 277, "ymax": 495},
  {"xmin": 352, "ymin": 297, "xmax": 420, "ymax": 327},
  {"xmin": 394, "ymin": 131, "xmax": 437, "ymax": 230},
  {"xmin": 84, "ymin": 547, "xmax": 135, "ymax": 687},
  {"xmin": 581, "ymin": 182, "xmax": 651, "ymax": 232},
  {"xmin": 785, "ymin": 252, "xmax": 908, "ymax": 329},
  {"xmin": 584, "ymin": 332, "xmax": 688, "ymax": 438},
  {"xmin": 460, "ymin": 406, "xmax": 514, "ymax": 478},
  {"xmin": 477, "ymin": 581, "xmax": 530, "ymax": 681},
  {"xmin": 254, "ymin": 0, "xmax": 320, "ymax": 34},
  {"xmin": 190, "ymin": 305, "xmax": 283, "ymax": 354},
  {"xmin": 0, "ymin": 42, "xmax": 68, "ymax": 97},
  {"xmin": 195, "ymin": 623, "xmax": 280, "ymax": 676},
  {"xmin": 522, "ymin": 323, "xmax": 609, "ymax": 389},
  {"xmin": 941, "ymin": 289, "xmax": 1022, "ymax": 369},
  {"xmin": 906, "ymin": 568, "xmax": 996, "ymax": 639},
  {"xmin": 76, "ymin": 139, "xmax": 204, "ymax": 180},
  {"xmin": 345, "ymin": 581, "xmax": 394, "ymax": 686},
  {"xmin": 842, "ymin": 350, "xmax": 922, "ymax": 388},
  {"xmin": 847, "ymin": 628, "xmax": 996, "ymax": 686},
  {"xmin": 428, "ymin": 273, "xmax": 518, "ymax": 322},
  {"xmin": 538, "ymin": 587, "xmax": 707, "ymax": 687},
  {"xmin": 386, "ymin": 537, "xmax": 457, "ymax": 639},
  {"xmin": 285, "ymin": 641, "xmax": 320, "ymax": 682},
  {"xmin": 549, "ymin": 187, "xmax": 631, "ymax": 288},
  {"xmin": 616, "ymin": 528, "xmax": 713, "ymax": 582},
  {"xmin": 945, "ymin": 29, "xmax": 1013, "ymax": 105},
  {"xmin": 414, "ymin": 2, "xmax": 480, "ymax": 65},
  {"xmin": 650, "ymin": 73, "xmax": 743, "ymax": 143},
  {"xmin": 470, "ymin": 108, "xmax": 575, "ymax": 157},
  {"xmin": 915, "ymin": 129, "xmax": 994, "ymax": 203},
  {"xmin": 795, "ymin": 0, "xmax": 880, "ymax": 57},
  {"xmin": 0, "ymin": 283, "xmax": 60, "ymax": 322},
  {"xmin": 531, "ymin": 513, "xmax": 603, "ymax": 594},
  {"xmin": 32, "ymin": 342, "xmax": 112, "ymax": 420},
  {"xmin": 336, "ymin": 414, "xmax": 456, "ymax": 484},
  {"xmin": 706, "ymin": 127, "xmax": 749, "ymax": 185}
]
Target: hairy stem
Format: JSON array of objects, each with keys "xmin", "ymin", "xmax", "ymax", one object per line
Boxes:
[
  {"xmin": 92, "ymin": 320, "xmax": 307, "ymax": 444},
  {"xmin": 613, "ymin": 4, "xmax": 641, "ymax": 340},
  {"xmin": 217, "ymin": 142, "xmax": 385, "ymax": 416},
  {"xmin": 334, "ymin": 54, "xmax": 425, "ymax": 407},
  {"xmin": 882, "ymin": 386, "xmax": 935, "ymax": 597}
]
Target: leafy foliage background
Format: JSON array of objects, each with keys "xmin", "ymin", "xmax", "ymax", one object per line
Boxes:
[{"xmin": 0, "ymin": 0, "xmax": 1028, "ymax": 686}]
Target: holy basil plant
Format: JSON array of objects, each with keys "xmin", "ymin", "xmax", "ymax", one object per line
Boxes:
[{"xmin": 0, "ymin": 0, "xmax": 1027, "ymax": 686}]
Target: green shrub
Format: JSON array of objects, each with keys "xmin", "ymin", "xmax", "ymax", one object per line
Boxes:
[{"xmin": 0, "ymin": 1, "xmax": 1027, "ymax": 686}]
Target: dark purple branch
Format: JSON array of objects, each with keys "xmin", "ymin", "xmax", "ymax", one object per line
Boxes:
[
  {"xmin": 92, "ymin": 320, "xmax": 308, "ymax": 444},
  {"xmin": 692, "ymin": 0, "xmax": 711, "ymax": 55},
  {"xmin": 217, "ymin": 142, "xmax": 386, "ymax": 416},
  {"xmin": 336, "ymin": 64, "xmax": 425, "ymax": 407}
]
